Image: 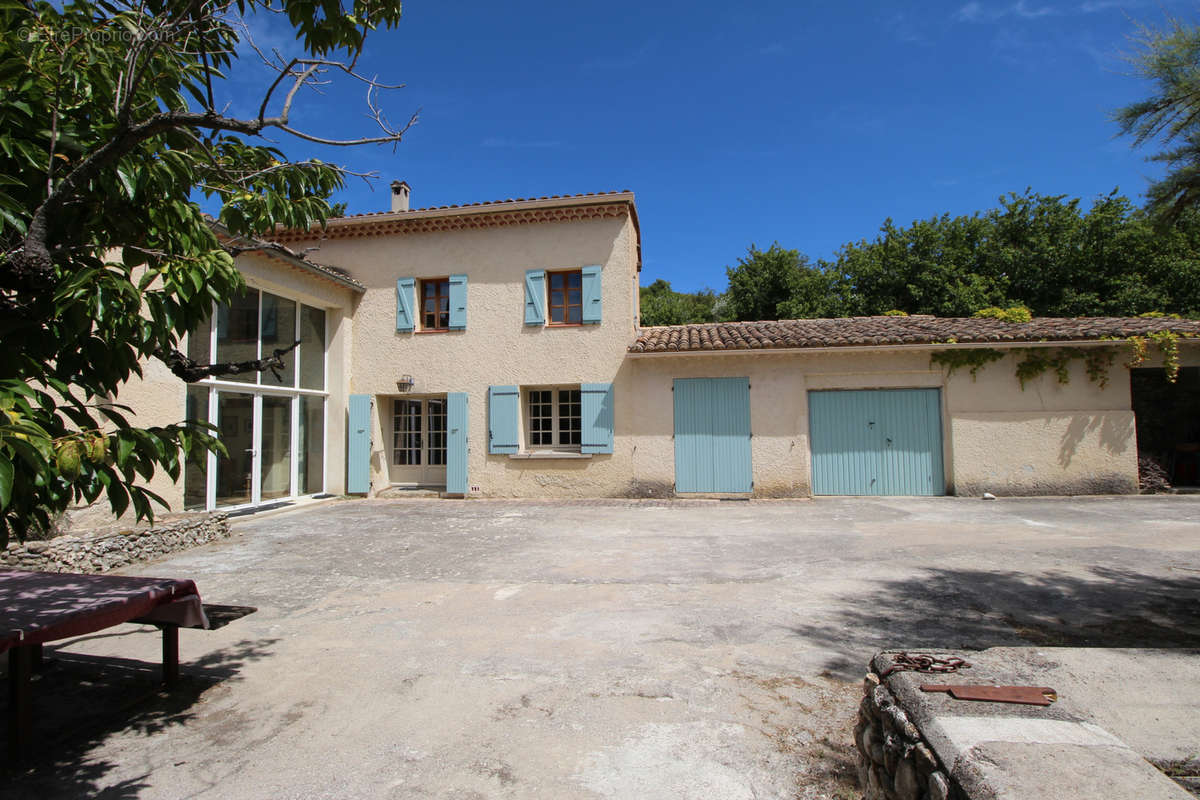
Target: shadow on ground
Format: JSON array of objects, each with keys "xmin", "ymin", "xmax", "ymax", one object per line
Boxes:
[
  {"xmin": 796, "ymin": 566, "xmax": 1200, "ymax": 679},
  {"xmin": 1, "ymin": 636, "xmax": 277, "ymax": 799}
]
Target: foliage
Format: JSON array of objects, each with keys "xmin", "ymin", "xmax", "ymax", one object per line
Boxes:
[
  {"xmin": 1114, "ymin": 18, "xmax": 1200, "ymax": 225},
  {"xmin": 826, "ymin": 190, "xmax": 1200, "ymax": 318},
  {"xmin": 882, "ymin": 309, "xmax": 908, "ymax": 316},
  {"xmin": 0, "ymin": 0, "xmax": 409, "ymax": 543},
  {"xmin": 724, "ymin": 243, "xmax": 843, "ymax": 321},
  {"xmin": 689, "ymin": 190, "xmax": 1200, "ymax": 322},
  {"xmin": 1014, "ymin": 349, "xmax": 1077, "ymax": 388},
  {"xmin": 973, "ymin": 306, "xmax": 1032, "ymax": 323},
  {"xmin": 929, "ymin": 349, "xmax": 1005, "ymax": 380},
  {"xmin": 639, "ymin": 279, "xmax": 719, "ymax": 326}
]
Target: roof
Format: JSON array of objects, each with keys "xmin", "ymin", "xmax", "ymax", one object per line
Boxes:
[
  {"xmin": 208, "ymin": 221, "xmax": 365, "ymax": 292},
  {"xmin": 628, "ymin": 315, "xmax": 1200, "ymax": 354},
  {"xmin": 272, "ymin": 191, "xmax": 643, "ymax": 271}
]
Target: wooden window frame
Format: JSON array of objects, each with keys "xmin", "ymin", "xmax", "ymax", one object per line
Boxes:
[
  {"xmin": 524, "ymin": 386, "xmax": 582, "ymax": 451},
  {"xmin": 547, "ymin": 270, "xmax": 583, "ymax": 326},
  {"xmin": 419, "ymin": 277, "xmax": 452, "ymax": 331}
]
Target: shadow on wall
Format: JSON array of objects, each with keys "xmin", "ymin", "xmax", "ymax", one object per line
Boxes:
[
  {"xmin": 1059, "ymin": 413, "xmax": 1133, "ymax": 468},
  {"xmin": 2, "ymin": 636, "xmax": 278, "ymax": 798},
  {"xmin": 790, "ymin": 566, "xmax": 1200, "ymax": 680}
]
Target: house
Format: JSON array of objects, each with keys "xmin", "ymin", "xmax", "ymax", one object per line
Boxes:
[{"xmin": 121, "ymin": 185, "xmax": 1200, "ymax": 513}]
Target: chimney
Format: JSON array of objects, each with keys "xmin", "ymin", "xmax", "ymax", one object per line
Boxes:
[{"xmin": 390, "ymin": 180, "xmax": 411, "ymax": 212}]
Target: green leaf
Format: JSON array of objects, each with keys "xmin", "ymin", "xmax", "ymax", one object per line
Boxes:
[{"xmin": 0, "ymin": 455, "xmax": 12, "ymax": 510}]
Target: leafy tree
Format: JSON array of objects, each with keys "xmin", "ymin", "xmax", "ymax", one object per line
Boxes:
[
  {"xmin": 824, "ymin": 190, "xmax": 1200, "ymax": 318},
  {"xmin": 724, "ymin": 243, "xmax": 839, "ymax": 321},
  {"xmin": 0, "ymin": 0, "xmax": 413, "ymax": 543},
  {"xmin": 1114, "ymin": 17, "xmax": 1200, "ymax": 224},
  {"xmin": 639, "ymin": 279, "xmax": 718, "ymax": 326}
]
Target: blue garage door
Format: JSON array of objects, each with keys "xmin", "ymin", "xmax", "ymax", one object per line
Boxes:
[
  {"xmin": 674, "ymin": 378, "xmax": 752, "ymax": 493},
  {"xmin": 809, "ymin": 389, "xmax": 944, "ymax": 496}
]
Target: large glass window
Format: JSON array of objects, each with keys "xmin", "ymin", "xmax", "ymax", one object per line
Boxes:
[
  {"xmin": 188, "ymin": 290, "xmax": 327, "ymax": 509},
  {"xmin": 215, "ymin": 290, "xmax": 259, "ymax": 383},
  {"xmin": 184, "ymin": 386, "xmax": 209, "ymax": 510},
  {"xmin": 299, "ymin": 305, "xmax": 326, "ymax": 390},
  {"xmin": 260, "ymin": 293, "xmax": 296, "ymax": 387},
  {"xmin": 215, "ymin": 393, "xmax": 254, "ymax": 506},
  {"xmin": 300, "ymin": 396, "xmax": 325, "ymax": 494}
]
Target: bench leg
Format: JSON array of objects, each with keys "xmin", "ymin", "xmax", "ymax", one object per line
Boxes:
[
  {"xmin": 8, "ymin": 645, "xmax": 33, "ymax": 762},
  {"xmin": 161, "ymin": 625, "xmax": 179, "ymax": 686}
]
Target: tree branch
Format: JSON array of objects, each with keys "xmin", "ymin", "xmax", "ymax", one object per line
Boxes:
[{"xmin": 159, "ymin": 340, "xmax": 299, "ymax": 383}]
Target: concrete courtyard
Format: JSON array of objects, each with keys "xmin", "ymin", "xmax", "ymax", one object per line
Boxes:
[{"xmin": 5, "ymin": 496, "xmax": 1200, "ymax": 799}]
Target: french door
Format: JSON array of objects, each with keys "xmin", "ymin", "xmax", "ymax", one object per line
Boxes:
[{"xmin": 388, "ymin": 396, "xmax": 448, "ymax": 487}]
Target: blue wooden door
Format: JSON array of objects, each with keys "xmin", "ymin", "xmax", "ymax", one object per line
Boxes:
[
  {"xmin": 347, "ymin": 394, "xmax": 372, "ymax": 494},
  {"xmin": 809, "ymin": 389, "xmax": 944, "ymax": 496},
  {"xmin": 673, "ymin": 377, "xmax": 752, "ymax": 493},
  {"xmin": 446, "ymin": 392, "xmax": 468, "ymax": 494}
]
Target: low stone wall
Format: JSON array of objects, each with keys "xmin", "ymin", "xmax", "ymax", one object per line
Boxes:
[
  {"xmin": 855, "ymin": 672, "xmax": 959, "ymax": 800},
  {"xmin": 1, "ymin": 513, "xmax": 230, "ymax": 573}
]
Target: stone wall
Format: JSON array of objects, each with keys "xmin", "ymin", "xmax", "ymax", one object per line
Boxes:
[
  {"xmin": 855, "ymin": 671, "xmax": 961, "ymax": 800},
  {"xmin": 1, "ymin": 513, "xmax": 230, "ymax": 573}
]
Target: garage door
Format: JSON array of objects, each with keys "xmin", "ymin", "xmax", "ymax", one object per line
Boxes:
[
  {"xmin": 674, "ymin": 377, "xmax": 752, "ymax": 493},
  {"xmin": 809, "ymin": 388, "xmax": 944, "ymax": 496}
]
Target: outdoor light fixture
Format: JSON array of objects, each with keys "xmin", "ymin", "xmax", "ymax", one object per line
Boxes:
[{"xmin": 396, "ymin": 374, "xmax": 414, "ymax": 392}]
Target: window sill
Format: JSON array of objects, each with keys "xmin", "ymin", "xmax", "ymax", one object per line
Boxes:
[
  {"xmin": 509, "ymin": 451, "xmax": 592, "ymax": 460},
  {"xmin": 414, "ymin": 328, "xmax": 463, "ymax": 334}
]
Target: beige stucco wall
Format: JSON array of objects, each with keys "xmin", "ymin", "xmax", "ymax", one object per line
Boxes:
[
  {"xmin": 629, "ymin": 345, "xmax": 1141, "ymax": 497},
  {"xmin": 114, "ymin": 253, "xmax": 358, "ymax": 510},
  {"xmin": 293, "ymin": 214, "xmax": 641, "ymax": 497}
]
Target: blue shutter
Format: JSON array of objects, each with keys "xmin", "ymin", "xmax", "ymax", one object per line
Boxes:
[
  {"xmin": 446, "ymin": 392, "xmax": 468, "ymax": 494},
  {"xmin": 347, "ymin": 394, "xmax": 372, "ymax": 493},
  {"xmin": 524, "ymin": 270, "xmax": 545, "ymax": 325},
  {"xmin": 449, "ymin": 274, "xmax": 467, "ymax": 330},
  {"xmin": 581, "ymin": 265, "xmax": 602, "ymax": 324},
  {"xmin": 488, "ymin": 385, "xmax": 520, "ymax": 454},
  {"xmin": 395, "ymin": 278, "xmax": 415, "ymax": 332},
  {"xmin": 580, "ymin": 382, "xmax": 613, "ymax": 454}
]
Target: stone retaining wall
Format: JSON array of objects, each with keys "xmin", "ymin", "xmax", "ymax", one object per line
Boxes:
[
  {"xmin": 855, "ymin": 671, "xmax": 961, "ymax": 800},
  {"xmin": 1, "ymin": 513, "xmax": 230, "ymax": 573}
]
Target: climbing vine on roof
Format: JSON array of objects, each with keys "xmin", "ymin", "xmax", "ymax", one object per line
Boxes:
[{"xmin": 932, "ymin": 334, "xmax": 1189, "ymax": 388}]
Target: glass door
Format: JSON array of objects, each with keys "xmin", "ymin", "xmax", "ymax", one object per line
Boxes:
[
  {"xmin": 260, "ymin": 395, "xmax": 292, "ymax": 501},
  {"xmin": 215, "ymin": 392, "xmax": 255, "ymax": 506}
]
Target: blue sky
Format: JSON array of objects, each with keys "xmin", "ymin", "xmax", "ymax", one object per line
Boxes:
[{"xmin": 228, "ymin": 1, "xmax": 1190, "ymax": 292}]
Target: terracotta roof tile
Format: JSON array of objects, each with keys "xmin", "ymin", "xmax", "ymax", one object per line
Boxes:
[{"xmin": 628, "ymin": 316, "xmax": 1200, "ymax": 353}]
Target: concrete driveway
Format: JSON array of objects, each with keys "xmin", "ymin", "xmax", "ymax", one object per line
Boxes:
[{"xmin": 7, "ymin": 496, "xmax": 1200, "ymax": 799}]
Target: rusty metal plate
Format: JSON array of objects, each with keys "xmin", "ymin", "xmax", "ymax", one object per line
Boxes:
[{"xmin": 920, "ymin": 684, "xmax": 1058, "ymax": 706}]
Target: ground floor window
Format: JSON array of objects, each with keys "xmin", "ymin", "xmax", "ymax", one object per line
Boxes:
[{"xmin": 526, "ymin": 387, "xmax": 581, "ymax": 449}]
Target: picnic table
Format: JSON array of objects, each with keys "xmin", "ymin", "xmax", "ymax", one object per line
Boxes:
[{"xmin": 0, "ymin": 569, "xmax": 211, "ymax": 760}]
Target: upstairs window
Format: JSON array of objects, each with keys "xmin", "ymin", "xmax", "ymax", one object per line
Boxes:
[
  {"xmin": 548, "ymin": 270, "xmax": 582, "ymax": 324},
  {"xmin": 421, "ymin": 278, "xmax": 451, "ymax": 330}
]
